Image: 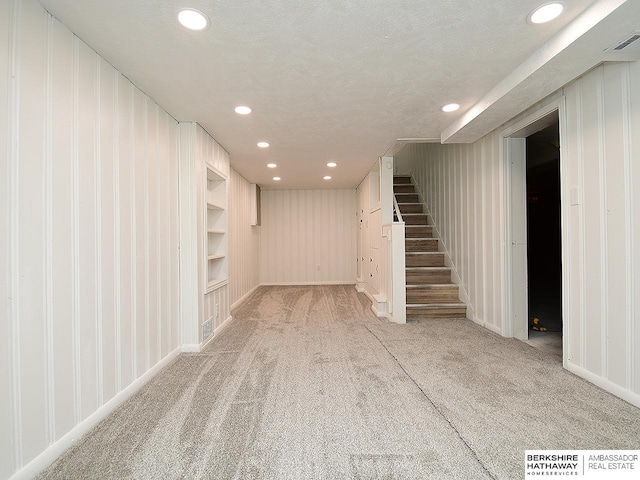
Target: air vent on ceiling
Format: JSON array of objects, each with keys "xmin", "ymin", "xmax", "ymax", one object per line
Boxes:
[
  {"xmin": 603, "ymin": 31, "xmax": 640, "ymax": 60},
  {"xmin": 613, "ymin": 33, "xmax": 640, "ymax": 50}
]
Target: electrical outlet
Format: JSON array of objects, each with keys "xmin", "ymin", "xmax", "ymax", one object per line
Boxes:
[
  {"xmin": 317, "ymin": 264, "xmax": 321, "ymax": 271},
  {"xmin": 215, "ymin": 303, "xmax": 220, "ymax": 319}
]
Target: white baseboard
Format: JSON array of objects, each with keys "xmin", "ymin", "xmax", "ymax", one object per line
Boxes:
[
  {"xmin": 181, "ymin": 344, "xmax": 201, "ymax": 353},
  {"xmin": 230, "ymin": 284, "xmax": 260, "ymax": 310},
  {"xmin": 260, "ymin": 281, "xmax": 356, "ymax": 286},
  {"xmin": 214, "ymin": 315, "xmax": 234, "ymax": 336},
  {"xmin": 9, "ymin": 346, "xmax": 182, "ymax": 480},
  {"xmin": 566, "ymin": 363, "xmax": 640, "ymax": 409},
  {"xmin": 371, "ymin": 293, "xmax": 387, "ymax": 318},
  {"xmin": 470, "ymin": 315, "xmax": 503, "ymax": 336}
]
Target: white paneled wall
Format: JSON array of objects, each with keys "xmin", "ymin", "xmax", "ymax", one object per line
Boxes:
[
  {"xmin": 396, "ymin": 61, "xmax": 640, "ymax": 406},
  {"xmin": 196, "ymin": 125, "xmax": 231, "ymax": 336},
  {"xmin": 562, "ymin": 61, "xmax": 640, "ymax": 404},
  {"xmin": 179, "ymin": 122, "xmax": 231, "ymax": 346},
  {"xmin": 229, "ymin": 169, "xmax": 260, "ymax": 307},
  {"xmin": 0, "ymin": 1, "xmax": 12, "ymax": 477},
  {"xmin": 1, "ymin": 1, "xmax": 181, "ymax": 478},
  {"xmin": 260, "ymin": 189, "xmax": 356, "ymax": 284},
  {"xmin": 356, "ymin": 176, "xmax": 383, "ymax": 296}
]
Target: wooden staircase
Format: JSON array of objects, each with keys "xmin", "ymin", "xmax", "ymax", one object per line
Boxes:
[{"xmin": 394, "ymin": 175, "xmax": 467, "ymax": 319}]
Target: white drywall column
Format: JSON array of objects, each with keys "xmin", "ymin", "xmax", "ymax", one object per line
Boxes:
[{"xmin": 178, "ymin": 122, "xmax": 199, "ymax": 346}]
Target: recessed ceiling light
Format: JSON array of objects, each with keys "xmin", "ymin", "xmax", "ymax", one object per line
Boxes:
[
  {"xmin": 273, "ymin": 176, "xmax": 281, "ymax": 181},
  {"xmin": 442, "ymin": 103, "xmax": 460, "ymax": 113},
  {"xmin": 177, "ymin": 9, "xmax": 209, "ymax": 31},
  {"xmin": 267, "ymin": 163, "xmax": 277, "ymax": 168},
  {"xmin": 528, "ymin": 2, "xmax": 564, "ymax": 24},
  {"xmin": 327, "ymin": 162, "xmax": 337, "ymax": 168},
  {"xmin": 234, "ymin": 106, "xmax": 252, "ymax": 115},
  {"xmin": 257, "ymin": 142, "xmax": 270, "ymax": 148},
  {"xmin": 323, "ymin": 176, "xmax": 332, "ymax": 180}
]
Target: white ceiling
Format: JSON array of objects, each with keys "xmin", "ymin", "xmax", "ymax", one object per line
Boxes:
[{"xmin": 38, "ymin": 0, "xmax": 640, "ymax": 189}]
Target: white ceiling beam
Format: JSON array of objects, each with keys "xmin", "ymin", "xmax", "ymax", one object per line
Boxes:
[{"xmin": 441, "ymin": 0, "xmax": 636, "ymax": 144}]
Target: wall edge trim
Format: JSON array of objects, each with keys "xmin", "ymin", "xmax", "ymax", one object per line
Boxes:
[
  {"xmin": 7, "ymin": 346, "xmax": 182, "ymax": 480},
  {"xmin": 566, "ymin": 363, "xmax": 640, "ymax": 409},
  {"xmin": 230, "ymin": 284, "xmax": 260, "ymax": 311}
]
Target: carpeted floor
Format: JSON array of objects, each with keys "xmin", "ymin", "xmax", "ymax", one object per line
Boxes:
[{"xmin": 39, "ymin": 285, "xmax": 640, "ymax": 479}]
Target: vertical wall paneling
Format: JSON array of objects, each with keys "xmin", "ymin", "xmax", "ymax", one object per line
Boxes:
[
  {"xmin": 3, "ymin": 2, "xmax": 183, "ymax": 477},
  {"xmin": 94, "ymin": 55, "xmax": 103, "ymax": 409},
  {"xmin": 596, "ymin": 67, "xmax": 609, "ymax": 379},
  {"xmin": 118, "ymin": 74, "xmax": 133, "ymax": 389},
  {"xmin": 133, "ymin": 87, "xmax": 145, "ymax": 377},
  {"xmin": 98, "ymin": 57, "xmax": 114, "ymax": 408},
  {"xmin": 17, "ymin": 0, "xmax": 48, "ymax": 461},
  {"xmin": 356, "ymin": 162, "xmax": 396, "ymax": 318},
  {"xmin": 630, "ymin": 60, "xmax": 640, "ymax": 393},
  {"xmin": 603, "ymin": 63, "xmax": 626, "ymax": 386},
  {"xmin": 113, "ymin": 68, "xmax": 122, "ymax": 393},
  {"xmin": 44, "ymin": 13, "xmax": 54, "ymax": 445},
  {"xmin": 260, "ymin": 189, "xmax": 356, "ymax": 285},
  {"xmin": 564, "ymin": 77, "xmax": 584, "ymax": 367},
  {"xmin": 397, "ymin": 61, "xmax": 640, "ymax": 407},
  {"xmin": 178, "ymin": 123, "xmax": 231, "ymax": 346},
  {"xmin": 621, "ymin": 62, "xmax": 633, "ymax": 393},
  {"xmin": 197, "ymin": 125, "xmax": 230, "ymax": 336},
  {"xmin": 580, "ymin": 70, "xmax": 604, "ymax": 375},
  {"xmin": 1, "ymin": 0, "xmax": 15, "ymax": 475},
  {"xmin": 178, "ymin": 122, "xmax": 198, "ymax": 346},
  {"xmin": 77, "ymin": 38, "xmax": 98, "ymax": 420},
  {"xmin": 228, "ymin": 168, "xmax": 260, "ymax": 308},
  {"xmin": 146, "ymin": 100, "xmax": 157, "ymax": 370}
]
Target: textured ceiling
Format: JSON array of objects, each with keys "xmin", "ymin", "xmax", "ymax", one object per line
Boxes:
[{"xmin": 38, "ymin": 0, "xmax": 616, "ymax": 188}]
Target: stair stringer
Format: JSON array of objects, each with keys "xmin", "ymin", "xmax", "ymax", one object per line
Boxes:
[{"xmin": 407, "ymin": 171, "xmax": 473, "ymax": 320}]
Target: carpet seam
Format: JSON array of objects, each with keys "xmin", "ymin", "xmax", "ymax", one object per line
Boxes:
[{"xmin": 363, "ymin": 324, "xmax": 497, "ymax": 480}]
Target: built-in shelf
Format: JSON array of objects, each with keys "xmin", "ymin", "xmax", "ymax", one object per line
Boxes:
[
  {"xmin": 205, "ymin": 163, "xmax": 228, "ymax": 292},
  {"xmin": 207, "ymin": 278, "xmax": 228, "ymax": 292}
]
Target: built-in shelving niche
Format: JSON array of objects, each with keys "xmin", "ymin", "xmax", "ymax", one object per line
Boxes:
[{"xmin": 206, "ymin": 165, "xmax": 228, "ymax": 292}]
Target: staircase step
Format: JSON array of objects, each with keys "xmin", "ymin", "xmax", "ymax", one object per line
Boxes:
[
  {"xmin": 393, "ymin": 176, "xmax": 413, "ymax": 184},
  {"xmin": 398, "ymin": 203, "xmax": 423, "ymax": 214},
  {"xmin": 406, "ymin": 252, "xmax": 445, "ymax": 267},
  {"xmin": 402, "ymin": 214, "xmax": 428, "ymax": 225},
  {"xmin": 406, "ymin": 284, "xmax": 460, "ymax": 303},
  {"xmin": 406, "ymin": 267, "xmax": 452, "ymax": 284},
  {"xmin": 406, "ymin": 303, "xmax": 467, "ymax": 318},
  {"xmin": 395, "ymin": 193, "xmax": 419, "ymax": 203},
  {"xmin": 406, "ymin": 238, "xmax": 438, "ymax": 252},
  {"xmin": 405, "ymin": 226, "xmax": 433, "ymax": 238},
  {"xmin": 394, "ymin": 185, "xmax": 415, "ymax": 194}
]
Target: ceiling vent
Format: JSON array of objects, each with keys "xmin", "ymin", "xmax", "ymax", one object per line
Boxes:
[
  {"xmin": 603, "ymin": 31, "xmax": 640, "ymax": 61},
  {"xmin": 613, "ymin": 33, "xmax": 640, "ymax": 51}
]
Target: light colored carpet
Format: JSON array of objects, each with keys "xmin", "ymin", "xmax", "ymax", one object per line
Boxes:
[{"xmin": 39, "ymin": 285, "xmax": 640, "ymax": 479}]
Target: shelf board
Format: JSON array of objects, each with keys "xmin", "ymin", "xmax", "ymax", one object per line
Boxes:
[
  {"xmin": 207, "ymin": 278, "xmax": 228, "ymax": 292},
  {"xmin": 206, "ymin": 166, "xmax": 226, "ymax": 182},
  {"xmin": 207, "ymin": 202, "xmax": 224, "ymax": 210},
  {"xmin": 207, "ymin": 254, "xmax": 225, "ymax": 261},
  {"xmin": 207, "ymin": 229, "xmax": 225, "ymax": 234}
]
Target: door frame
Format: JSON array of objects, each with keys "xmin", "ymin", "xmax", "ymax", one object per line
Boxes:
[{"xmin": 499, "ymin": 97, "xmax": 569, "ymax": 368}]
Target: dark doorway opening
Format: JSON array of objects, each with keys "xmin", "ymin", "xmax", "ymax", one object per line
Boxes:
[{"xmin": 526, "ymin": 120, "xmax": 562, "ymax": 356}]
